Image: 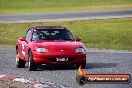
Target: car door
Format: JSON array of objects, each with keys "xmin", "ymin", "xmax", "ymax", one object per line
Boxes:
[{"xmin": 21, "ymin": 29, "xmax": 32, "ymax": 60}]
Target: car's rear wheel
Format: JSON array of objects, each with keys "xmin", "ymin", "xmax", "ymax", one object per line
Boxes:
[
  {"xmin": 76, "ymin": 60, "xmax": 86, "ymax": 69},
  {"xmin": 28, "ymin": 51, "xmax": 37, "ymax": 71},
  {"xmin": 16, "ymin": 48, "xmax": 25, "ymax": 68}
]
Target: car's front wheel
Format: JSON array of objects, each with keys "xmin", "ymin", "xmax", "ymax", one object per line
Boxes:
[
  {"xmin": 28, "ymin": 51, "xmax": 37, "ymax": 71},
  {"xmin": 76, "ymin": 60, "xmax": 86, "ymax": 69},
  {"xmin": 16, "ymin": 48, "xmax": 25, "ymax": 68}
]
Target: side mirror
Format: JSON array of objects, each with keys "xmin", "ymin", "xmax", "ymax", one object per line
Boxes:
[
  {"xmin": 19, "ymin": 36, "xmax": 26, "ymax": 41},
  {"xmin": 75, "ymin": 37, "xmax": 81, "ymax": 42}
]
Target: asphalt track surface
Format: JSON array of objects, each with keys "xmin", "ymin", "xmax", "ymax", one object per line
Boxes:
[
  {"xmin": 0, "ymin": 47, "xmax": 132, "ymax": 88},
  {"xmin": 0, "ymin": 9, "xmax": 132, "ymax": 23}
]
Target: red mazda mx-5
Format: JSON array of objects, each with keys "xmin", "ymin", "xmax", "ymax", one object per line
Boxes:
[{"xmin": 16, "ymin": 26, "xmax": 86, "ymax": 71}]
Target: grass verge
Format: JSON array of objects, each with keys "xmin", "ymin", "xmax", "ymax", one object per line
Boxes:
[
  {"xmin": 0, "ymin": 0, "xmax": 132, "ymax": 13},
  {"xmin": 0, "ymin": 18, "xmax": 132, "ymax": 50}
]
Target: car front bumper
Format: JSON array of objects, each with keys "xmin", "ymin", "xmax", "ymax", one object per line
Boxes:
[{"xmin": 32, "ymin": 51, "xmax": 86, "ymax": 65}]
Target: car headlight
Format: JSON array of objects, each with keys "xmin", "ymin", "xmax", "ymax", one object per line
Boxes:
[
  {"xmin": 75, "ymin": 48, "xmax": 86, "ymax": 53},
  {"xmin": 36, "ymin": 48, "xmax": 48, "ymax": 53}
]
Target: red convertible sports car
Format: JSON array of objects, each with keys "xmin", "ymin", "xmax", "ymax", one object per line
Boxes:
[{"xmin": 16, "ymin": 26, "xmax": 86, "ymax": 71}]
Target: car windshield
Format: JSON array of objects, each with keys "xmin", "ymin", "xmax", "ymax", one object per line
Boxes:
[{"xmin": 32, "ymin": 29, "xmax": 74, "ymax": 41}]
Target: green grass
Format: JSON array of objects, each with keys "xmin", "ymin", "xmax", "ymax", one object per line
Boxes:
[
  {"xmin": 0, "ymin": 18, "xmax": 132, "ymax": 50},
  {"xmin": 0, "ymin": 0, "xmax": 132, "ymax": 13}
]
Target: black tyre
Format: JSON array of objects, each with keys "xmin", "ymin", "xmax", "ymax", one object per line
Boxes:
[
  {"xmin": 16, "ymin": 48, "xmax": 25, "ymax": 68},
  {"xmin": 76, "ymin": 60, "xmax": 86, "ymax": 69},
  {"xmin": 81, "ymin": 61, "xmax": 86, "ymax": 69},
  {"xmin": 28, "ymin": 51, "xmax": 37, "ymax": 71}
]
